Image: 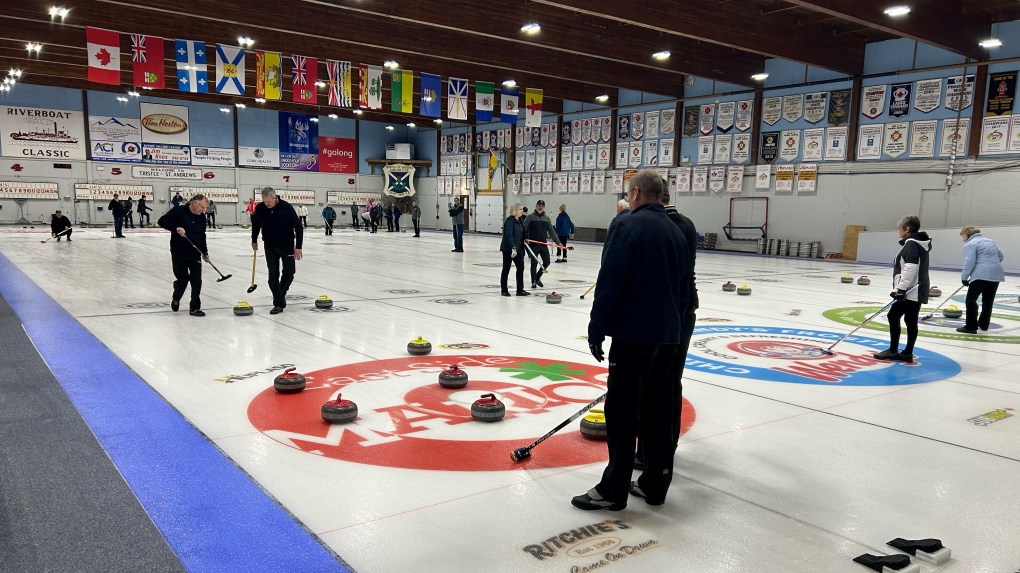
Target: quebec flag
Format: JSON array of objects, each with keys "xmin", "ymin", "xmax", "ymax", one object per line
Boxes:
[{"xmin": 175, "ymin": 40, "xmax": 208, "ymax": 93}]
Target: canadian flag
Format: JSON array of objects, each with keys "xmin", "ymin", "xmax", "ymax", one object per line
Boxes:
[{"xmin": 86, "ymin": 27, "xmax": 121, "ymax": 85}]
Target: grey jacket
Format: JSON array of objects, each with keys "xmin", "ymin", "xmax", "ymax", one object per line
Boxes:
[{"xmin": 449, "ymin": 204, "xmax": 464, "ymax": 225}]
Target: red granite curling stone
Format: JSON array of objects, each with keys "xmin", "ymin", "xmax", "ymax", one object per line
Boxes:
[
  {"xmin": 471, "ymin": 393, "xmax": 505, "ymax": 422},
  {"xmin": 438, "ymin": 364, "xmax": 469, "ymax": 389},
  {"xmin": 273, "ymin": 367, "xmax": 306, "ymax": 393},
  {"xmin": 321, "ymin": 393, "xmax": 359, "ymax": 423}
]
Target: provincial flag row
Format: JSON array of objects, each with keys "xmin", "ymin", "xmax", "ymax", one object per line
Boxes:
[{"xmin": 84, "ymin": 28, "xmax": 543, "ymax": 124}]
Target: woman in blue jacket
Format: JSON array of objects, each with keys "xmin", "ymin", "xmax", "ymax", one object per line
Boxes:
[
  {"xmin": 958, "ymin": 226, "xmax": 1005, "ymax": 334},
  {"xmin": 554, "ymin": 204, "xmax": 574, "ymax": 263}
]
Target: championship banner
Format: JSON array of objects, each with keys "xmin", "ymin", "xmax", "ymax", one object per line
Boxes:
[
  {"xmin": 611, "ymin": 170, "xmax": 625, "ymax": 194},
  {"xmin": 535, "ymin": 149, "xmax": 547, "ymax": 172},
  {"xmin": 804, "ymin": 93, "xmax": 826, "ymax": 124},
  {"xmin": 677, "ymin": 167, "xmax": 691, "ymax": 194},
  {"xmin": 383, "ymin": 164, "xmax": 416, "ymax": 197},
  {"xmin": 547, "ymin": 146, "xmax": 557, "ymax": 171},
  {"xmin": 540, "ymin": 125, "xmax": 550, "ymax": 147},
  {"xmin": 597, "ymin": 143, "xmax": 611, "ymax": 170},
  {"xmin": 601, "ymin": 115, "xmax": 612, "ymax": 142},
  {"xmin": 979, "ymin": 116, "xmax": 1011, "ymax": 154},
  {"xmin": 780, "ymin": 130, "xmax": 800, "ymax": 162},
  {"xmin": 682, "ymin": 107, "xmax": 698, "ymax": 137},
  {"xmin": 824, "ymin": 127, "xmax": 848, "ymax": 161},
  {"xmin": 827, "ymin": 89, "xmax": 851, "ymax": 127},
  {"xmin": 542, "ymin": 172, "xmax": 553, "ymax": 194},
  {"xmin": 572, "ymin": 146, "xmax": 584, "ymax": 169},
  {"xmin": 522, "ymin": 174, "xmax": 532, "ymax": 195},
  {"xmin": 888, "ymin": 83, "xmax": 911, "ymax": 118},
  {"xmin": 525, "ymin": 150, "xmax": 536, "ymax": 172},
  {"xmin": 861, "ymin": 85, "xmax": 887, "ymax": 119},
  {"xmin": 755, "ymin": 165, "xmax": 771, "ymax": 190},
  {"xmin": 560, "ymin": 146, "xmax": 572, "ymax": 170},
  {"xmin": 417, "ymin": 73, "xmax": 441, "ymax": 116},
  {"xmin": 644, "ymin": 140, "xmax": 659, "ymax": 166},
  {"xmin": 567, "ymin": 172, "xmax": 579, "ymax": 194},
  {"xmin": 591, "ymin": 117, "xmax": 601, "ymax": 144},
  {"xmin": 759, "ymin": 131, "xmax": 780, "ymax": 164},
  {"xmin": 655, "ymin": 167, "xmax": 670, "ymax": 182},
  {"xmin": 774, "ymin": 165, "xmax": 794, "ymax": 192},
  {"xmin": 945, "ymin": 75, "xmax": 975, "ymax": 111},
  {"xmin": 909, "ymin": 120, "xmax": 937, "ymax": 158},
  {"xmin": 802, "ymin": 128, "xmax": 824, "ymax": 161},
  {"xmin": 716, "ymin": 102, "xmax": 735, "ymax": 133},
  {"xmin": 732, "ymin": 133, "xmax": 750, "ymax": 164},
  {"xmin": 797, "ymin": 164, "xmax": 817, "ymax": 192},
  {"xmin": 514, "ymin": 152, "xmax": 525, "ymax": 173},
  {"xmin": 762, "ymin": 97, "xmax": 782, "ymax": 126},
  {"xmin": 858, "ymin": 124, "xmax": 884, "ymax": 159},
  {"xmin": 582, "ymin": 118, "xmax": 593, "ymax": 143},
  {"xmin": 569, "ymin": 119, "xmax": 580, "ymax": 145},
  {"xmin": 661, "ymin": 109, "xmax": 676, "ymax": 134},
  {"xmin": 255, "ymin": 51, "xmax": 283, "ymax": 100},
  {"xmin": 726, "ymin": 165, "xmax": 743, "ymax": 193},
  {"xmin": 713, "ymin": 134, "xmax": 731, "ymax": 164},
  {"xmin": 986, "ymin": 72, "xmax": 1018, "ymax": 116},
  {"xmin": 359, "ymin": 64, "xmax": 382, "ymax": 109},
  {"xmin": 549, "ymin": 124, "xmax": 558, "ymax": 147},
  {"xmin": 914, "ymin": 79, "xmax": 941, "ymax": 114},
  {"xmin": 583, "ymin": 145, "xmax": 596, "ymax": 170},
  {"xmin": 697, "ymin": 136, "xmax": 714, "ymax": 164},
  {"xmin": 524, "ymin": 88, "xmax": 543, "ymax": 127},
  {"xmin": 735, "ymin": 100, "xmax": 753, "ymax": 132},
  {"xmin": 1011, "ymin": 115, "xmax": 1020, "ymax": 153},
  {"xmin": 658, "ymin": 139, "xmax": 674, "ymax": 166},
  {"xmin": 391, "ymin": 69, "xmax": 413, "ymax": 113},
  {"xmin": 465, "ymin": 132, "xmax": 473, "ymax": 153},
  {"xmin": 692, "ymin": 166, "xmax": 708, "ymax": 193},
  {"xmin": 517, "ymin": 126, "xmax": 527, "ymax": 149},
  {"xmin": 882, "ymin": 121, "xmax": 909, "ymax": 158},
  {"xmin": 531, "ymin": 126, "xmax": 541, "ymax": 147},
  {"xmin": 646, "ymin": 111, "xmax": 660, "ymax": 138},
  {"xmin": 668, "ymin": 172, "xmax": 678, "ymax": 195},
  {"xmin": 628, "ymin": 141, "xmax": 642, "ymax": 167},
  {"xmin": 509, "ymin": 174, "xmax": 521, "ymax": 195},
  {"xmin": 618, "ymin": 115, "xmax": 630, "ymax": 140},
  {"xmin": 630, "ymin": 113, "xmax": 644, "ymax": 140},
  {"xmin": 555, "ymin": 172, "xmax": 568, "ymax": 194},
  {"xmin": 580, "ymin": 171, "xmax": 592, "ymax": 194},
  {"xmin": 782, "ymin": 95, "xmax": 804, "ymax": 123},
  {"xmin": 940, "ymin": 118, "xmax": 969, "ymax": 157},
  {"xmin": 708, "ymin": 167, "xmax": 725, "ymax": 193},
  {"xmin": 698, "ymin": 104, "xmax": 715, "ymax": 136},
  {"xmin": 615, "ymin": 145, "xmax": 627, "ymax": 169}
]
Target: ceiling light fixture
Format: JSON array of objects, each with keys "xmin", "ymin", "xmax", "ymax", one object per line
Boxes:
[
  {"xmin": 521, "ymin": 22, "xmax": 541, "ymax": 34},
  {"xmin": 434, "ymin": 119, "xmax": 443, "ymax": 125},
  {"xmin": 385, "ymin": 125, "xmax": 394, "ymax": 130},
  {"xmin": 407, "ymin": 122, "xmax": 416, "ymax": 128},
  {"xmin": 883, "ymin": 5, "xmax": 910, "ymax": 17},
  {"xmin": 237, "ymin": 36, "xmax": 254, "ymax": 47},
  {"xmin": 353, "ymin": 109, "xmax": 363, "ymax": 115},
  {"xmin": 980, "ymin": 38, "xmax": 1003, "ymax": 48},
  {"xmin": 0, "ymin": 86, "xmax": 10, "ymax": 93},
  {"xmin": 127, "ymin": 90, "xmax": 140, "ymax": 97},
  {"xmin": 652, "ymin": 51, "xmax": 671, "ymax": 60},
  {"xmin": 309, "ymin": 117, "xmax": 319, "ymax": 122},
  {"xmin": 117, "ymin": 96, "xmax": 129, "ymax": 102},
  {"xmin": 751, "ymin": 72, "xmax": 769, "ymax": 81},
  {"xmin": 220, "ymin": 107, "xmax": 231, "ymax": 113},
  {"xmin": 26, "ymin": 43, "xmax": 42, "ymax": 53},
  {"xmin": 502, "ymin": 79, "xmax": 516, "ymax": 88},
  {"xmin": 384, "ymin": 60, "xmax": 399, "ymax": 69},
  {"xmin": 595, "ymin": 94, "xmax": 609, "ymax": 103},
  {"xmin": 48, "ymin": 7, "xmax": 70, "ymax": 18},
  {"xmin": 9, "ymin": 69, "xmax": 23, "ymax": 78},
  {"xmin": 328, "ymin": 113, "xmax": 338, "ymax": 119},
  {"xmin": 254, "ymin": 97, "xmax": 266, "ymax": 103},
  {"xmin": 234, "ymin": 102, "xmax": 246, "ymax": 108},
  {"xmin": 314, "ymin": 80, "xmax": 326, "ymax": 88}
]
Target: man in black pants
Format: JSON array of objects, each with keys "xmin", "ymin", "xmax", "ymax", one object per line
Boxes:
[
  {"xmin": 350, "ymin": 202, "xmax": 360, "ymax": 230},
  {"xmin": 108, "ymin": 194, "xmax": 126, "ymax": 238},
  {"xmin": 50, "ymin": 210, "xmax": 72, "ymax": 241},
  {"xmin": 157, "ymin": 194, "xmax": 209, "ymax": 317},
  {"xmin": 251, "ymin": 187, "xmax": 303, "ymax": 315},
  {"xmin": 522, "ymin": 200, "xmax": 560, "ymax": 288},
  {"xmin": 138, "ymin": 196, "xmax": 152, "ymax": 227},
  {"xmin": 411, "ymin": 200, "xmax": 422, "ymax": 237},
  {"xmin": 574, "ymin": 170, "xmax": 690, "ymax": 512},
  {"xmin": 874, "ymin": 215, "xmax": 930, "ymax": 363}
]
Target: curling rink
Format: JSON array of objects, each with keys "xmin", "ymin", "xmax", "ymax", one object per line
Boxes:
[{"xmin": 1, "ymin": 225, "xmax": 1018, "ymax": 573}]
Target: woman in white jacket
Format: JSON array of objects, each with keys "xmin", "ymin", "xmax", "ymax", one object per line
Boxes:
[
  {"xmin": 874, "ymin": 215, "xmax": 931, "ymax": 364},
  {"xmin": 958, "ymin": 226, "xmax": 1005, "ymax": 334},
  {"xmin": 296, "ymin": 204, "xmax": 309, "ymax": 229}
]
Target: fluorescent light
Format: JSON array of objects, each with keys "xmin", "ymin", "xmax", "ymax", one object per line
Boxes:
[
  {"xmin": 254, "ymin": 98, "xmax": 266, "ymax": 103},
  {"xmin": 521, "ymin": 22, "xmax": 541, "ymax": 34},
  {"xmin": 884, "ymin": 5, "xmax": 910, "ymax": 17},
  {"xmin": 384, "ymin": 60, "xmax": 399, "ymax": 69},
  {"xmin": 220, "ymin": 107, "xmax": 231, "ymax": 113},
  {"xmin": 980, "ymin": 38, "xmax": 1002, "ymax": 48},
  {"xmin": 237, "ymin": 37, "xmax": 254, "ymax": 47},
  {"xmin": 309, "ymin": 117, "xmax": 318, "ymax": 122},
  {"xmin": 502, "ymin": 79, "xmax": 516, "ymax": 88},
  {"xmin": 653, "ymin": 51, "xmax": 671, "ymax": 60},
  {"xmin": 407, "ymin": 122, "xmax": 416, "ymax": 128},
  {"xmin": 116, "ymin": 96, "xmax": 129, "ymax": 102},
  {"xmin": 48, "ymin": 7, "xmax": 69, "ymax": 18},
  {"xmin": 385, "ymin": 125, "xmax": 394, "ymax": 130},
  {"xmin": 234, "ymin": 102, "xmax": 246, "ymax": 108},
  {"xmin": 595, "ymin": 94, "xmax": 609, "ymax": 103},
  {"xmin": 751, "ymin": 73, "xmax": 769, "ymax": 81},
  {"xmin": 328, "ymin": 113, "xmax": 338, "ymax": 119},
  {"xmin": 127, "ymin": 90, "xmax": 140, "ymax": 97},
  {"xmin": 314, "ymin": 80, "xmax": 326, "ymax": 88}
]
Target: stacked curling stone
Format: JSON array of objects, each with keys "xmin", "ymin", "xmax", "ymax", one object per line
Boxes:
[
  {"xmin": 841, "ymin": 274, "xmax": 854, "ymax": 284},
  {"xmin": 737, "ymin": 284, "xmax": 752, "ymax": 296},
  {"xmin": 233, "ymin": 301, "xmax": 254, "ymax": 316},
  {"xmin": 315, "ymin": 295, "xmax": 333, "ymax": 309},
  {"xmin": 942, "ymin": 305, "xmax": 963, "ymax": 319},
  {"xmin": 546, "ymin": 292, "xmax": 563, "ymax": 304},
  {"xmin": 321, "ymin": 393, "xmax": 358, "ymax": 423},
  {"xmin": 438, "ymin": 364, "xmax": 469, "ymax": 389},
  {"xmin": 857, "ymin": 276, "xmax": 871, "ymax": 286},
  {"xmin": 722, "ymin": 281, "xmax": 737, "ymax": 292},
  {"xmin": 471, "ymin": 393, "xmax": 505, "ymax": 422},
  {"xmin": 580, "ymin": 408, "xmax": 607, "ymax": 440},
  {"xmin": 929, "ymin": 286, "xmax": 942, "ymax": 298},
  {"xmin": 407, "ymin": 336, "xmax": 432, "ymax": 355},
  {"xmin": 273, "ymin": 367, "xmax": 306, "ymax": 393}
]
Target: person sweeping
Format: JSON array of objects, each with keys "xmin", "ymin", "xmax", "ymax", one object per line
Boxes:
[{"xmin": 873, "ymin": 215, "xmax": 931, "ymax": 363}]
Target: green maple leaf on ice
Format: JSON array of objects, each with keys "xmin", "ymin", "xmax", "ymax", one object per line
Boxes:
[{"xmin": 500, "ymin": 362, "xmax": 586, "ymax": 381}]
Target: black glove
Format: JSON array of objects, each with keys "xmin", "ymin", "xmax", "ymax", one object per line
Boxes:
[
  {"xmin": 962, "ymin": 280, "xmax": 970, "ymax": 287},
  {"xmin": 892, "ymin": 289, "xmax": 906, "ymax": 301},
  {"xmin": 588, "ymin": 341, "xmax": 605, "ymax": 363}
]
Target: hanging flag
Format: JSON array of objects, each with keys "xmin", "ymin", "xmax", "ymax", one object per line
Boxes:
[
  {"xmin": 487, "ymin": 150, "xmax": 502, "ymax": 188},
  {"xmin": 292, "ymin": 55, "xmax": 318, "ymax": 104},
  {"xmin": 359, "ymin": 64, "xmax": 382, "ymax": 109},
  {"xmin": 215, "ymin": 44, "xmax": 245, "ymax": 95},
  {"xmin": 86, "ymin": 27, "xmax": 121, "ymax": 85},
  {"xmin": 131, "ymin": 34, "xmax": 164, "ymax": 89},
  {"xmin": 475, "ymin": 81, "xmax": 494, "ymax": 122},
  {"xmin": 524, "ymin": 88, "xmax": 543, "ymax": 127},
  {"xmin": 389, "ymin": 69, "xmax": 413, "ymax": 113},
  {"xmin": 326, "ymin": 60, "xmax": 351, "ymax": 107},
  {"xmin": 420, "ymin": 73, "xmax": 441, "ymax": 117},
  {"xmin": 448, "ymin": 78, "xmax": 468, "ymax": 120},
  {"xmin": 175, "ymin": 39, "xmax": 208, "ymax": 93},
  {"xmin": 255, "ymin": 51, "xmax": 282, "ymax": 100},
  {"xmin": 501, "ymin": 86, "xmax": 519, "ymax": 124}
]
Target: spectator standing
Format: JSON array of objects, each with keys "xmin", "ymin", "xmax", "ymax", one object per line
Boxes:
[
  {"xmin": 449, "ymin": 197, "xmax": 465, "ymax": 252},
  {"xmin": 411, "ymin": 200, "xmax": 422, "ymax": 237},
  {"xmin": 206, "ymin": 199, "xmax": 217, "ymax": 229},
  {"xmin": 108, "ymin": 194, "xmax": 126, "ymax": 238},
  {"xmin": 554, "ymin": 204, "xmax": 574, "ymax": 263}
]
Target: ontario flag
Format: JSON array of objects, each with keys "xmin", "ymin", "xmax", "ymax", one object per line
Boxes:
[
  {"xmin": 131, "ymin": 34, "xmax": 164, "ymax": 89},
  {"xmin": 86, "ymin": 27, "xmax": 121, "ymax": 85},
  {"xmin": 475, "ymin": 81, "xmax": 494, "ymax": 122},
  {"xmin": 292, "ymin": 55, "xmax": 318, "ymax": 104},
  {"xmin": 525, "ymin": 88, "xmax": 543, "ymax": 128}
]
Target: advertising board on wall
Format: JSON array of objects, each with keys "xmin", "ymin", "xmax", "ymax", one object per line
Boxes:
[
  {"xmin": 191, "ymin": 146, "xmax": 235, "ymax": 167},
  {"xmin": 239, "ymin": 146, "xmax": 280, "ymax": 169},
  {"xmin": 318, "ymin": 137, "xmax": 356, "ymax": 173},
  {"xmin": 139, "ymin": 103, "xmax": 190, "ymax": 145},
  {"xmin": 1, "ymin": 105, "xmax": 87, "ymax": 160}
]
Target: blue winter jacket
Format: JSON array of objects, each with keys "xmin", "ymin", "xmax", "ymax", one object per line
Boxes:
[
  {"xmin": 554, "ymin": 212, "xmax": 574, "ymax": 236},
  {"xmin": 961, "ymin": 233, "xmax": 1005, "ymax": 283}
]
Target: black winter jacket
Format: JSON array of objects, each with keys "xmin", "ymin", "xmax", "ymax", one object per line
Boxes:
[
  {"xmin": 664, "ymin": 205, "xmax": 699, "ymax": 311},
  {"xmin": 158, "ymin": 205, "xmax": 208, "ymax": 258},
  {"xmin": 251, "ymin": 199, "xmax": 303, "ymax": 249}
]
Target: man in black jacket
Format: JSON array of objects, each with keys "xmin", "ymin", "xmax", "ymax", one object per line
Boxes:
[
  {"xmin": 157, "ymin": 194, "xmax": 209, "ymax": 316},
  {"xmin": 251, "ymin": 187, "xmax": 303, "ymax": 315},
  {"xmin": 50, "ymin": 210, "xmax": 72, "ymax": 242},
  {"xmin": 573, "ymin": 170, "xmax": 690, "ymax": 512},
  {"xmin": 411, "ymin": 200, "xmax": 422, "ymax": 237},
  {"xmin": 138, "ymin": 196, "xmax": 153, "ymax": 227},
  {"xmin": 522, "ymin": 200, "xmax": 560, "ymax": 288},
  {"xmin": 108, "ymin": 194, "xmax": 126, "ymax": 238}
]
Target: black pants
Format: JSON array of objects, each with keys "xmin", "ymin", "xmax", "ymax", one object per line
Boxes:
[
  {"xmin": 597, "ymin": 340, "xmax": 679, "ymax": 504},
  {"xmin": 371, "ymin": 218, "xmax": 379, "ymax": 233},
  {"xmin": 500, "ymin": 249, "xmax": 525, "ymax": 293},
  {"xmin": 529, "ymin": 245, "xmax": 550, "ymax": 285},
  {"xmin": 412, "ymin": 218, "xmax": 420, "ymax": 236},
  {"xmin": 171, "ymin": 255, "xmax": 202, "ymax": 311},
  {"xmin": 887, "ymin": 299, "xmax": 922, "ymax": 353},
  {"xmin": 557, "ymin": 235, "xmax": 569, "ymax": 259},
  {"xmin": 394, "ymin": 217, "xmax": 400, "ymax": 232},
  {"xmin": 56, "ymin": 229, "xmax": 72, "ymax": 241},
  {"xmin": 300, "ymin": 216, "xmax": 306, "ymax": 228},
  {"xmin": 352, "ymin": 213, "xmax": 359, "ymax": 228},
  {"xmin": 206, "ymin": 213, "xmax": 216, "ymax": 228},
  {"xmin": 114, "ymin": 216, "xmax": 124, "ymax": 237},
  {"xmin": 264, "ymin": 245, "xmax": 296, "ymax": 308},
  {"xmin": 125, "ymin": 211, "xmax": 134, "ymax": 228},
  {"xmin": 965, "ymin": 280, "xmax": 999, "ymax": 330},
  {"xmin": 139, "ymin": 212, "xmax": 150, "ymax": 226},
  {"xmin": 325, "ymin": 219, "xmax": 335, "ymax": 235},
  {"xmin": 637, "ymin": 308, "xmax": 696, "ymax": 464},
  {"xmin": 386, "ymin": 217, "xmax": 394, "ymax": 231}
]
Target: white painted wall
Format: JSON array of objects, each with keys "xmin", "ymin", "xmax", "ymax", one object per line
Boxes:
[{"xmin": 858, "ymin": 225, "xmax": 1020, "ymax": 274}]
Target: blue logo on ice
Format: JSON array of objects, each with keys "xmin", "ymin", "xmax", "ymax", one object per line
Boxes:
[{"xmin": 687, "ymin": 326, "xmax": 960, "ymax": 386}]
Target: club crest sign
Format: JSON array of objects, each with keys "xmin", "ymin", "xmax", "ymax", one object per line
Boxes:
[{"xmin": 383, "ymin": 163, "xmax": 416, "ymax": 197}]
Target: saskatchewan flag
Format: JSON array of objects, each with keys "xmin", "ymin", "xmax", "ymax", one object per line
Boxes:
[{"xmin": 391, "ymin": 69, "xmax": 413, "ymax": 113}]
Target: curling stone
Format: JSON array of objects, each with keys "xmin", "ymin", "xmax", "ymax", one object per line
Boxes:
[
  {"xmin": 233, "ymin": 301, "xmax": 254, "ymax": 316},
  {"xmin": 579, "ymin": 408, "xmax": 607, "ymax": 440},
  {"xmin": 407, "ymin": 336, "xmax": 432, "ymax": 355},
  {"xmin": 273, "ymin": 367, "xmax": 306, "ymax": 393},
  {"xmin": 438, "ymin": 364, "xmax": 469, "ymax": 389},
  {"xmin": 857, "ymin": 276, "xmax": 871, "ymax": 286},
  {"xmin": 471, "ymin": 393, "xmax": 505, "ymax": 422},
  {"xmin": 841, "ymin": 274, "xmax": 853, "ymax": 284},
  {"xmin": 737, "ymin": 284, "xmax": 752, "ymax": 296},
  {"xmin": 722, "ymin": 281, "xmax": 737, "ymax": 292},
  {"xmin": 929, "ymin": 286, "xmax": 942, "ymax": 297},
  {"xmin": 315, "ymin": 295, "xmax": 333, "ymax": 309},
  {"xmin": 546, "ymin": 292, "xmax": 562, "ymax": 304},
  {"xmin": 321, "ymin": 393, "xmax": 358, "ymax": 423},
  {"xmin": 942, "ymin": 305, "xmax": 963, "ymax": 319}
]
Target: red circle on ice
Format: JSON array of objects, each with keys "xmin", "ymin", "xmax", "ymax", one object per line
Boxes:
[
  {"xmin": 247, "ymin": 355, "xmax": 696, "ymax": 471},
  {"xmin": 726, "ymin": 340, "xmax": 829, "ymax": 360}
]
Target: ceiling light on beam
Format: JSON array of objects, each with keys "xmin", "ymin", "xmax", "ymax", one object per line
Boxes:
[
  {"xmin": 407, "ymin": 122, "xmax": 416, "ymax": 128},
  {"xmin": 309, "ymin": 117, "xmax": 318, "ymax": 122},
  {"xmin": 9, "ymin": 69, "xmax": 23, "ymax": 78},
  {"xmin": 314, "ymin": 81, "xmax": 326, "ymax": 88},
  {"xmin": 652, "ymin": 51, "xmax": 671, "ymax": 60},
  {"xmin": 434, "ymin": 119, "xmax": 443, "ymax": 125},
  {"xmin": 48, "ymin": 7, "xmax": 70, "ymax": 18},
  {"xmin": 980, "ymin": 38, "xmax": 1003, "ymax": 48},
  {"xmin": 328, "ymin": 113, "xmax": 338, "ymax": 119},
  {"xmin": 385, "ymin": 125, "xmax": 395, "ymax": 131},
  {"xmin": 751, "ymin": 72, "xmax": 769, "ymax": 81},
  {"xmin": 353, "ymin": 109, "xmax": 363, "ymax": 115},
  {"xmin": 237, "ymin": 36, "xmax": 254, "ymax": 47},
  {"xmin": 883, "ymin": 6, "xmax": 910, "ymax": 17},
  {"xmin": 254, "ymin": 98, "xmax": 266, "ymax": 103},
  {"xmin": 116, "ymin": 96, "xmax": 129, "ymax": 102},
  {"xmin": 595, "ymin": 94, "xmax": 610, "ymax": 103},
  {"xmin": 521, "ymin": 23, "xmax": 541, "ymax": 34},
  {"xmin": 127, "ymin": 90, "xmax": 140, "ymax": 97},
  {"xmin": 26, "ymin": 43, "xmax": 42, "ymax": 54},
  {"xmin": 502, "ymin": 79, "xmax": 516, "ymax": 88},
  {"xmin": 234, "ymin": 102, "xmax": 246, "ymax": 109},
  {"xmin": 220, "ymin": 107, "xmax": 231, "ymax": 113},
  {"xmin": 384, "ymin": 60, "xmax": 399, "ymax": 69}
]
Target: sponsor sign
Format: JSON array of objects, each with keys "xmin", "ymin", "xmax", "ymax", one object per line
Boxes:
[
  {"xmin": 0, "ymin": 105, "xmax": 87, "ymax": 160},
  {"xmin": 774, "ymin": 164, "xmax": 794, "ymax": 192},
  {"xmin": 522, "ymin": 519, "xmax": 662, "ymax": 570},
  {"xmin": 131, "ymin": 165, "xmax": 203, "ymax": 179},
  {"xmin": 191, "ymin": 146, "xmax": 235, "ymax": 167},
  {"xmin": 142, "ymin": 143, "xmax": 191, "ymax": 165},
  {"xmin": 139, "ymin": 103, "xmax": 190, "ymax": 145},
  {"xmin": 281, "ymin": 152, "xmax": 319, "ymax": 171},
  {"xmin": 318, "ymin": 137, "xmax": 356, "ymax": 173},
  {"xmin": 88, "ymin": 116, "xmax": 141, "ymax": 141},
  {"xmin": 239, "ymin": 146, "xmax": 280, "ymax": 169},
  {"xmin": 279, "ymin": 112, "xmax": 318, "ymax": 154},
  {"xmin": 91, "ymin": 140, "xmax": 142, "ymax": 163}
]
